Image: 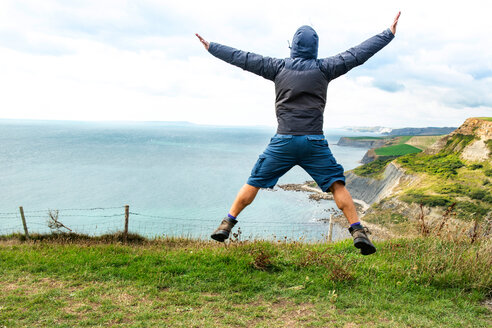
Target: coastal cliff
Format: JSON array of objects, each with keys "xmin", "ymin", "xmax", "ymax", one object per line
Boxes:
[
  {"xmin": 425, "ymin": 117, "xmax": 492, "ymax": 161},
  {"xmin": 386, "ymin": 127, "xmax": 456, "ymax": 136},
  {"xmin": 283, "ymin": 118, "xmax": 491, "ymax": 240},
  {"xmin": 360, "ymin": 149, "xmax": 377, "ymax": 164},
  {"xmin": 345, "ymin": 162, "xmax": 406, "ymax": 205},
  {"xmin": 337, "ymin": 137, "xmax": 387, "ymax": 148}
]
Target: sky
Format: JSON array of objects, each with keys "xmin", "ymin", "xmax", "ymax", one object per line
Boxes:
[{"xmin": 0, "ymin": 0, "xmax": 491, "ymax": 128}]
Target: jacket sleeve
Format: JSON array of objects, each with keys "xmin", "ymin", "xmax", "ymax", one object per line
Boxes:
[
  {"xmin": 208, "ymin": 42, "xmax": 284, "ymax": 81},
  {"xmin": 321, "ymin": 28, "xmax": 394, "ymax": 81}
]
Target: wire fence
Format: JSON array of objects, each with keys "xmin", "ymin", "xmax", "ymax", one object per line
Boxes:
[{"xmin": 0, "ymin": 205, "xmax": 348, "ymax": 242}]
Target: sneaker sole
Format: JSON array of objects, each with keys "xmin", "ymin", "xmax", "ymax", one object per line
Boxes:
[
  {"xmin": 354, "ymin": 238, "xmax": 376, "ymax": 255},
  {"xmin": 211, "ymin": 230, "xmax": 229, "ymax": 242}
]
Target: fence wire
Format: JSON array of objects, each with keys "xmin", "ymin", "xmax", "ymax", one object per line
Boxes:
[{"xmin": 0, "ymin": 206, "xmax": 348, "ymax": 241}]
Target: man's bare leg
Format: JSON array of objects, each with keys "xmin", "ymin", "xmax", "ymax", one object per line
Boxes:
[
  {"xmin": 211, "ymin": 184, "xmax": 259, "ymax": 242},
  {"xmin": 229, "ymin": 184, "xmax": 260, "ymax": 217},
  {"xmin": 329, "ymin": 181, "xmax": 359, "ymax": 224},
  {"xmin": 330, "ymin": 181, "xmax": 376, "ymax": 255}
]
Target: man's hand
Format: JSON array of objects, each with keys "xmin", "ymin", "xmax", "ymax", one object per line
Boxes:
[
  {"xmin": 195, "ymin": 33, "xmax": 209, "ymax": 50},
  {"xmin": 390, "ymin": 11, "xmax": 401, "ymax": 35}
]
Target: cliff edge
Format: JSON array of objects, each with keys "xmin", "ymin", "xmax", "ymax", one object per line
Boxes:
[
  {"xmin": 345, "ymin": 162, "xmax": 407, "ymax": 205},
  {"xmin": 426, "ymin": 117, "xmax": 492, "ymax": 161}
]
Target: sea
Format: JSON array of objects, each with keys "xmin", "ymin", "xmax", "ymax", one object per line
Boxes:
[{"xmin": 0, "ymin": 120, "xmax": 377, "ymax": 241}]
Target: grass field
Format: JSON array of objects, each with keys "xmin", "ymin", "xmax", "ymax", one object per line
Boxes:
[
  {"xmin": 405, "ymin": 136, "xmax": 444, "ymax": 150},
  {"xmin": 374, "ymin": 144, "xmax": 422, "ymax": 156},
  {"xmin": 396, "ymin": 136, "xmax": 413, "ymax": 144},
  {"xmin": 0, "ymin": 235, "xmax": 491, "ymax": 327},
  {"xmin": 476, "ymin": 117, "xmax": 492, "ymax": 122}
]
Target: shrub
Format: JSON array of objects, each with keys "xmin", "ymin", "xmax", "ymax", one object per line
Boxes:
[
  {"xmin": 486, "ymin": 139, "xmax": 492, "ymax": 153},
  {"xmin": 435, "ymin": 183, "xmax": 468, "ymax": 195},
  {"xmin": 469, "ymin": 189, "xmax": 487, "ymax": 200},
  {"xmin": 468, "ymin": 163, "xmax": 483, "ymax": 170},
  {"xmin": 455, "ymin": 201, "xmax": 490, "ymax": 221},
  {"xmin": 397, "ymin": 153, "xmax": 464, "ymax": 178},
  {"xmin": 400, "ymin": 191, "xmax": 454, "ymax": 207},
  {"xmin": 353, "ymin": 158, "xmax": 393, "ymax": 179}
]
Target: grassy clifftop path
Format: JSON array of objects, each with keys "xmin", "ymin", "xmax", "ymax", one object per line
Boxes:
[{"xmin": 0, "ymin": 235, "xmax": 491, "ymax": 327}]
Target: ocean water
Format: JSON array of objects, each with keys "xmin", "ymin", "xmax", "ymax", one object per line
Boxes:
[{"xmin": 0, "ymin": 120, "xmax": 375, "ymax": 240}]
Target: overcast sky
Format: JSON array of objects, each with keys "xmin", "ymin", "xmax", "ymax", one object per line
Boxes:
[{"xmin": 0, "ymin": 0, "xmax": 490, "ymax": 128}]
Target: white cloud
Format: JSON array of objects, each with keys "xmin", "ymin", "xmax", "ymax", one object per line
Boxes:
[{"xmin": 0, "ymin": 0, "xmax": 491, "ymax": 128}]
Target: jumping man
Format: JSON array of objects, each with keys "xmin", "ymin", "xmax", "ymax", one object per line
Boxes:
[{"xmin": 196, "ymin": 12, "xmax": 401, "ymax": 255}]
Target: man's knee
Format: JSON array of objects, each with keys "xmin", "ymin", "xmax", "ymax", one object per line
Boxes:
[
  {"xmin": 328, "ymin": 181, "xmax": 345, "ymax": 193},
  {"xmin": 239, "ymin": 184, "xmax": 260, "ymax": 204}
]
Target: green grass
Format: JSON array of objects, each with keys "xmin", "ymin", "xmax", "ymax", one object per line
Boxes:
[
  {"xmin": 400, "ymin": 190, "xmax": 454, "ymax": 207},
  {"xmin": 352, "ymin": 158, "xmax": 394, "ymax": 179},
  {"xmin": 0, "ymin": 236, "xmax": 490, "ymax": 327},
  {"xmin": 476, "ymin": 117, "xmax": 492, "ymax": 122},
  {"xmin": 442, "ymin": 133, "xmax": 477, "ymax": 153},
  {"xmin": 396, "ymin": 136, "xmax": 413, "ymax": 144},
  {"xmin": 486, "ymin": 139, "xmax": 492, "ymax": 154},
  {"xmin": 405, "ymin": 135, "xmax": 445, "ymax": 150},
  {"xmin": 375, "ymin": 144, "xmax": 422, "ymax": 156},
  {"xmin": 397, "ymin": 153, "xmax": 465, "ymax": 178}
]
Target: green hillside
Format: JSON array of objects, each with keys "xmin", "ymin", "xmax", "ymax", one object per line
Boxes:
[
  {"xmin": 354, "ymin": 129, "xmax": 492, "ymax": 226},
  {"xmin": 395, "ymin": 134, "xmax": 492, "ymax": 221}
]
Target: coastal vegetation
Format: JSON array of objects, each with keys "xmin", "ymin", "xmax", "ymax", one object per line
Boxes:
[
  {"xmin": 396, "ymin": 135, "xmax": 413, "ymax": 143},
  {"xmin": 373, "ymin": 135, "xmax": 422, "ymax": 157},
  {"xmin": 352, "ymin": 158, "xmax": 394, "ymax": 179},
  {"xmin": 395, "ymin": 141, "xmax": 492, "ymax": 221},
  {"xmin": 0, "ymin": 234, "xmax": 491, "ymax": 327},
  {"xmin": 351, "ymin": 117, "xmax": 492, "ymax": 228},
  {"xmin": 487, "ymin": 139, "xmax": 492, "ymax": 153},
  {"xmin": 403, "ymin": 135, "xmax": 443, "ymax": 150},
  {"xmin": 374, "ymin": 143, "xmax": 422, "ymax": 156},
  {"xmin": 397, "ymin": 153, "xmax": 464, "ymax": 177}
]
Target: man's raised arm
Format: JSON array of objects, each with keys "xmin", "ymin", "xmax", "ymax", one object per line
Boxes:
[
  {"xmin": 195, "ymin": 33, "xmax": 284, "ymax": 81},
  {"xmin": 321, "ymin": 11, "xmax": 401, "ymax": 81}
]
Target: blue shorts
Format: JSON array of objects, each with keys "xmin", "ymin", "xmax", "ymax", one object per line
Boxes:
[{"xmin": 247, "ymin": 134, "xmax": 345, "ymax": 192}]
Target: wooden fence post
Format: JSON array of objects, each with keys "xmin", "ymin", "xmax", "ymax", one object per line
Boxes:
[
  {"xmin": 327, "ymin": 214, "xmax": 333, "ymax": 243},
  {"xmin": 124, "ymin": 205, "xmax": 129, "ymax": 241},
  {"xmin": 19, "ymin": 206, "xmax": 29, "ymax": 240}
]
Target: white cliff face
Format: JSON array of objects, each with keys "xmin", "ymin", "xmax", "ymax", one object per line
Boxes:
[
  {"xmin": 461, "ymin": 139, "xmax": 490, "ymax": 161},
  {"xmin": 458, "ymin": 118, "xmax": 492, "ymax": 162},
  {"xmin": 425, "ymin": 118, "xmax": 492, "ymax": 160},
  {"xmin": 345, "ymin": 162, "xmax": 405, "ymax": 205},
  {"xmin": 336, "ymin": 137, "xmax": 387, "ymax": 148}
]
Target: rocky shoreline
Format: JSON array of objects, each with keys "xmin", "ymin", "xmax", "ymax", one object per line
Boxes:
[
  {"xmin": 277, "ymin": 182, "xmax": 395, "ymax": 239},
  {"xmin": 277, "ymin": 163, "xmax": 407, "ymax": 240}
]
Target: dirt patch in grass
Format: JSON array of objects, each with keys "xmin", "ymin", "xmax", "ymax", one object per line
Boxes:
[{"xmin": 242, "ymin": 298, "xmax": 319, "ymax": 328}]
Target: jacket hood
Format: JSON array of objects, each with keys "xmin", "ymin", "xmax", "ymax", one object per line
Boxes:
[{"xmin": 290, "ymin": 25, "xmax": 318, "ymax": 59}]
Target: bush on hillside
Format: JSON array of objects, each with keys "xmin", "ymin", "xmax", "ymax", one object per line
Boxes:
[
  {"xmin": 397, "ymin": 153, "xmax": 464, "ymax": 178},
  {"xmin": 400, "ymin": 191, "xmax": 454, "ymax": 207},
  {"xmin": 352, "ymin": 158, "xmax": 394, "ymax": 179}
]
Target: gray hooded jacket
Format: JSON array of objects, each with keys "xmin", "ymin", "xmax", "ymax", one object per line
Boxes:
[{"xmin": 208, "ymin": 27, "xmax": 394, "ymax": 135}]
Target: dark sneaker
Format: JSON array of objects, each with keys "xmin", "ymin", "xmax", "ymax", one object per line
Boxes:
[
  {"xmin": 211, "ymin": 218, "xmax": 237, "ymax": 242},
  {"xmin": 349, "ymin": 225, "xmax": 376, "ymax": 255}
]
